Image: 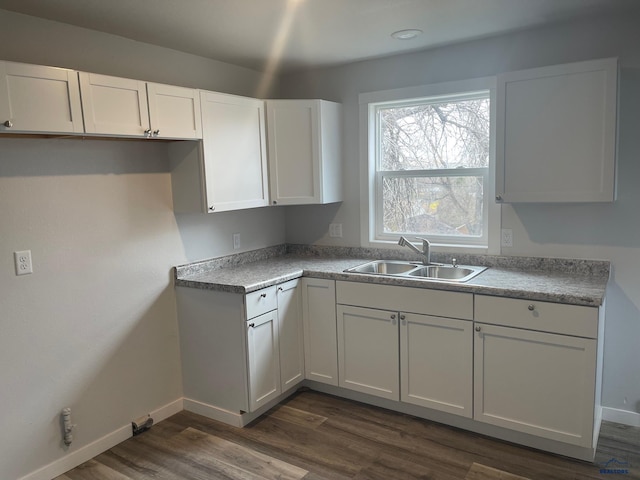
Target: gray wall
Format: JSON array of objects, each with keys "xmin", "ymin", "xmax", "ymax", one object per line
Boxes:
[
  {"xmin": 0, "ymin": 10, "xmax": 284, "ymax": 480},
  {"xmin": 279, "ymin": 14, "xmax": 640, "ymax": 421}
]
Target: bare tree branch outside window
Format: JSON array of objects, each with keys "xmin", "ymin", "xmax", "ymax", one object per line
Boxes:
[{"xmin": 377, "ymin": 95, "xmax": 490, "ymax": 238}]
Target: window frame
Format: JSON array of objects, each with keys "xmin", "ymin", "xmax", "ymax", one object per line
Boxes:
[{"xmin": 359, "ymin": 77, "xmax": 500, "ymax": 254}]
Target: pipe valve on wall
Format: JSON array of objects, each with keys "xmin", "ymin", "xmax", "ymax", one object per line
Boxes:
[{"xmin": 61, "ymin": 408, "xmax": 75, "ymax": 446}]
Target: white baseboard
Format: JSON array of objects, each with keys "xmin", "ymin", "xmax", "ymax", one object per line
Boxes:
[
  {"xmin": 152, "ymin": 397, "xmax": 184, "ymax": 424},
  {"xmin": 183, "ymin": 398, "xmax": 243, "ymax": 427},
  {"xmin": 602, "ymin": 406, "xmax": 640, "ymax": 427},
  {"xmin": 18, "ymin": 398, "xmax": 184, "ymax": 480}
]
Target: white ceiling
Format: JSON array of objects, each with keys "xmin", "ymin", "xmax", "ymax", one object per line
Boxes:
[{"xmin": 0, "ymin": 0, "xmax": 638, "ymax": 73}]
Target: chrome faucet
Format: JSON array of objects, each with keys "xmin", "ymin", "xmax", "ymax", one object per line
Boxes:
[{"xmin": 398, "ymin": 236, "xmax": 431, "ymax": 265}]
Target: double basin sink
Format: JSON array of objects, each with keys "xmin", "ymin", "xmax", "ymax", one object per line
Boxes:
[{"xmin": 344, "ymin": 260, "xmax": 487, "ymax": 283}]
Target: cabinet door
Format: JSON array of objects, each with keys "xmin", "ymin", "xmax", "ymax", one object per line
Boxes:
[
  {"xmin": 496, "ymin": 58, "xmax": 617, "ymax": 203},
  {"xmin": 277, "ymin": 279, "xmax": 304, "ymax": 391},
  {"xmin": 266, "ymin": 100, "xmax": 320, "ymax": 205},
  {"xmin": 247, "ymin": 310, "xmax": 281, "ymax": 412},
  {"xmin": 337, "ymin": 305, "xmax": 399, "ymax": 400},
  {"xmin": 301, "ymin": 278, "xmax": 338, "ymax": 385},
  {"xmin": 0, "ymin": 61, "xmax": 83, "ymax": 134},
  {"xmin": 474, "ymin": 323, "xmax": 596, "ymax": 447},
  {"xmin": 400, "ymin": 313, "xmax": 472, "ymax": 417},
  {"xmin": 200, "ymin": 91, "xmax": 269, "ymax": 212},
  {"xmin": 79, "ymin": 72, "xmax": 150, "ymax": 136},
  {"xmin": 147, "ymin": 83, "xmax": 202, "ymax": 139}
]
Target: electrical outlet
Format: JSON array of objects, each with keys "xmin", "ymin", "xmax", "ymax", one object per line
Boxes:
[
  {"xmin": 14, "ymin": 250, "xmax": 33, "ymax": 275},
  {"xmin": 501, "ymin": 229, "xmax": 513, "ymax": 248},
  {"xmin": 233, "ymin": 233, "xmax": 241, "ymax": 250},
  {"xmin": 329, "ymin": 223, "xmax": 343, "ymax": 238}
]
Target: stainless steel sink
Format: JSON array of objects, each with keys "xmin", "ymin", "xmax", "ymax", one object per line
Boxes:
[
  {"xmin": 344, "ymin": 260, "xmax": 487, "ymax": 283},
  {"xmin": 405, "ymin": 265, "xmax": 484, "ymax": 282},
  {"xmin": 345, "ymin": 260, "xmax": 418, "ymax": 275}
]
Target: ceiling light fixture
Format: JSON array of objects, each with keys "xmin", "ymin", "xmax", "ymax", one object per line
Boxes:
[{"xmin": 391, "ymin": 29, "xmax": 423, "ymax": 40}]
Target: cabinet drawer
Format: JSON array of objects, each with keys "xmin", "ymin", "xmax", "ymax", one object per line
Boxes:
[
  {"xmin": 474, "ymin": 295, "xmax": 598, "ymax": 338},
  {"xmin": 245, "ymin": 286, "xmax": 277, "ymax": 319},
  {"xmin": 336, "ymin": 281, "xmax": 473, "ymax": 320}
]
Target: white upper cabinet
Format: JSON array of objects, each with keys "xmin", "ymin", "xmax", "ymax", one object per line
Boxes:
[
  {"xmin": 79, "ymin": 72, "xmax": 148, "ymax": 136},
  {"xmin": 496, "ymin": 58, "xmax": 618, "ymax": 203},
  {"xmin": 199, "ymin": 91, "xmax": 269, "ymax": 213},
  {"xmin": 147, "ymin": 83, "xmax": 202, "ymax": 139},
  {"xmin": 266, "ymin": 99, "xmax": 342, "ymax": 205},
  {"xmin": 0, "ymin": 61, "xmax": 84, "ymax": 134},
  {"xmin": 79, "ymin": 72, "xmax": 202, "ymax": 139},
  {"xmin": 168, "ymin": 91, "xmax": 270, "ymax": 213}
]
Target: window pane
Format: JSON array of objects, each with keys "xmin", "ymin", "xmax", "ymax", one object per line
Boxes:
[
  {"xmin": 378, "ymin": 98, "xmax": 489, "ymax": 171},
  {"xmin": 382, "ymin": 176, "xmax": 484, "ymax": 237}
]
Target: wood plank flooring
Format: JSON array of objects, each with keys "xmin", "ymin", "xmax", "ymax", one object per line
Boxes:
[{"xmin": 57, "ymin": 390, "xmax": 640, "ymax": 480}]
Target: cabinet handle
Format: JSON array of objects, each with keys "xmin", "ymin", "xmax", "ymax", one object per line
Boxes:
[
  {"xmin": 278, "ymin": 287, "xmax": 283, "ymax": 292},
  {"xmin": 475, "ymin": 325, "xmax": 481, "ymax": 332},
  {"xmin": 400, "ymin": 314, "xmax": 406, "ymax": 320},
  {"xmin": 248, "ymin": 322, "xmax": 255, "ymax": 328},
  {"xmin": 496, "ymin": 194, "xmax": 503, "ymax": 202},
  {"xmin": 153, "ymin": 129, "xmax": 160, "ymax": 136},
  {"xmin": 390, "ymin": 314, "xmax": 396, "ymax": 320},
  {"xmin": 3, "ymin": 120, "xmax": 12, "ymax": 128},
  {"xmin": 260, "ymin": 293, "xmax": 267, "ymax": 298},
  {"xmin": 528, "ymin": 304, "xmax": 535, "ymax": 311},
  {"xmin": 273, "ymin": 200, "xmax": 278, "ymax": 205},
  {"xmin": 209, "ymin": 206, "xmax": 215, "ymax": 211},
  {"xmin": 144, "ymin": 128, "xmax": 151, "ymax": 137}
]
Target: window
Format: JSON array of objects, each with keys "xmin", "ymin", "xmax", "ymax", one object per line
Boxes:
[{"xmin": 361, "ymin": 78, "xmax": 498, "ymax": 251}]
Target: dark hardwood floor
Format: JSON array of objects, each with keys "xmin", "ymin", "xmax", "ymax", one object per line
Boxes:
[{"xmin": 56, "ymin": 390, "xmax": 640, "ymax": 480}]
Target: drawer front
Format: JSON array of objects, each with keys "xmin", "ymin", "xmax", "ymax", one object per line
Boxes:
[
  {"xmin": 336, "ymin": 281, "xmax": 473, "ymax": 320},
  {"xmin": 474, "ymin": 295, "xmax": 598, "ymax": 338},
  {"xmin": 245, "ymin": 285, "xmax": 278, "ymax": 319}
]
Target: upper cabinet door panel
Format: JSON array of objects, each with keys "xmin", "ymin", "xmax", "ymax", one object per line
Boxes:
[
  {"xmin": 266, "ymin": 99, "xmax": 342, "ymax": 206},
  {"xmin": 267, "ymin": 100, "xmax": 320, "ymax": 205},
  {"xmin": 79, "ymin": 72, "xmax": 149, "ymax": 136},
  {"xmin": 0, "ymin": 61, "xmax": 83, "ymax": 134},
  {"xmin": 200, "ymin": 91, "xmax": 269, "ymax": 212},
  {"xmin": 147, "ymin": 83, "xmax": 202, "ymax": 139},
  {"xmin": 496, "ymin": 58, "xmax": 618, "ymax": 203}
]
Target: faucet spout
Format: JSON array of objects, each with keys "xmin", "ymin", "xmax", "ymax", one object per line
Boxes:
[{"xmin": 398, "ymin": 236, "xmax": 431, "ymax": 265}]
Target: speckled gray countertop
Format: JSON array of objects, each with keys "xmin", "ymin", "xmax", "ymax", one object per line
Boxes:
[{"xmin": 174, "ymin": 245, "xmax": 610, "ymax": 307}]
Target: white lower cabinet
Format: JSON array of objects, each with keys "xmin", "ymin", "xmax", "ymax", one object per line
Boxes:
[
  {"xmin": 473, "ymin": 295, "xmax": 601, "ymax": 448},
  {"xmin": 473, "ymin": 323, "xmax": 596, "ymax": 447},
  {"xmin": 301, "ymin": 278, "xmax": 338, "ymax": 385},
  {"xmin": 246, "ymin": 280, "xmax": 305, "ymax": 411},
  {"xmin": 401, "ymin": 313, "xmax": 473, "ymax": 417},
  {"xmin": 335, "ymin": 281, "xmax": 473, "ymax": 414},
  {"xmin": 247, "ymin": 309, "xmax": 281, "ymax": 412},
  {"xmin": 277, "ymin": 279, "xmax": 305, "ymax": 391},
  {"xmin": 337, "ymin": 305, "xmax": 399, "ymax": 400},
  {"xmin": 177, "ymin": 279, "xmax": 304, "ymax": 421},
  {"xmin": 178, "ymin": 274, "xmax": 603, "ymax": 460}
]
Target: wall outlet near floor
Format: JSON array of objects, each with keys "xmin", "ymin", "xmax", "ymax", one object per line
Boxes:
[
  {"xmin": 501, "ymin": 229, "xmax": 513, "ymax": 248},
  {"xmin": 232, "ymin": 233, "xmax": 241, "ymax": 250},
  {"xmin": 14, "ymin": 250, "xmax": 33, "ymax": 275},
  {"xmin": 329, "ymin": 223, "xmax": 343, "ymax": 238}
]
